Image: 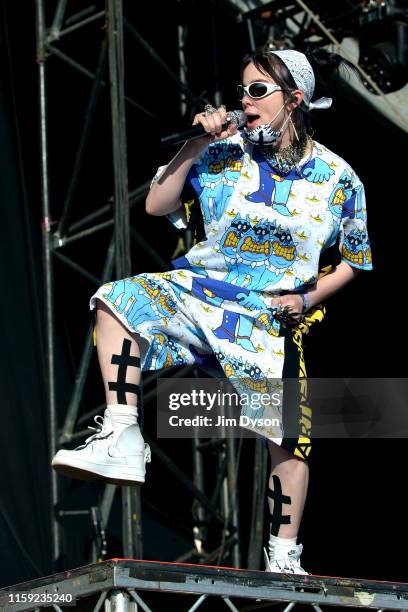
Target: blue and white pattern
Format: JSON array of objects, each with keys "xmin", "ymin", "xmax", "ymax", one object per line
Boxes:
[{"xmin": 90, "ymin": 133, "xmax": 372, "ymax": 441}]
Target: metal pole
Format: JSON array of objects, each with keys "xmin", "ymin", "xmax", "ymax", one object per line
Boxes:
[
  {"xmin": 177, "ymin": 24, "xmax": 188, "ymax": 117},
  {"xmin": 57, "ymin": 11, "xmax": 105, "ymax": 39},
  {"xmin": 57, "ymin": 40, "xmax": 108, "ymax": 238},
  {"xmin": 226, "ymin": 436, "xmax": 241, "ymax": 567},
  {"xmin": 210, "ymin": 0, "xmax": 222, "ymax": 107},
  {"xmin": 35, "ymin": 0, "xmax": 60, "ymax": 566},
  {"xmin": 192, "ymin": 428, "xmax": 207, "ymax": 559},
  {"xmin": 247, "ymin": 438, "xmax": 267, "ymax": 569},
  {"xmin": 219, "ymin": 442, "xmax": 230, "ymax": 563},
  {"xmin": 106, "ymin": 0, "xmax": 143, "ymax": 558},
  {"xmin": 60, "ymin": 238, "xmax": 115, "ymax": 443},
  {"xmin": 124, "ymin": 18, "xmax": 204, "ymax": 108},
  {"xmin": 246, "ymin": 18, "xmax": 256, "ymax": 53},
  {"xmin": 216, "ymin": 381, "xmax": 239, "ymax": 565},
  {"xmin": 146, "ymin": 434, "xmax": 231, "ymax": 527},
  {"xmin": 122, "ymin": 487, "xmax": 143, "ymax": 559},
  {"xmin": 49, "ymin": 0, "xmax": 68, "ymax": 41},
  {"xmin": 106, "ymin": 0, "xmax": 131, "ymax": 278},
  {"xmin": 106, "ymin": 590, "xmax": 131, "ymax": 612},
  {"xmin": 46, "ymin": 44, "xmax": 153, "ymax": 116}
]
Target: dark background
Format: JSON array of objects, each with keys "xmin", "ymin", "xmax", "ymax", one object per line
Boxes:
[{"xmin": 1, "ymin": 0, "xmax": 408, "ymax": 597}]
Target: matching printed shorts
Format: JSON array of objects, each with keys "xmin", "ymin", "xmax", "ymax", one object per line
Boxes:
[{"xmin": 90, "ymin": 271, "xmax": 325, "ymax": 461}]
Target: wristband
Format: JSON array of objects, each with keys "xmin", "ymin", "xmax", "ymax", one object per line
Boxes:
[{"xmin": 300, "ymin": 293, "xmax": 311, "ymax": 313}]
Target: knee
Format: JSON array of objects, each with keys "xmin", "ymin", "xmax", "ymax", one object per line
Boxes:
[
  {"xmin": 283, "ymin": 456, "xmax": 308, "ymax": 472},
  {"xmin": 269, "ymin": 459, "xmax": 309, "ymax": 486},
  {"xmin": 291, "ymin": 456, "xmax": 309, "ymax": 476},
  {"xmin": 268, "ymin": 441, "xmax": 309, "ymax": 473},
  {"xmin": 95, "ymin": 299, "xmax": 115, "ymax": 327}
]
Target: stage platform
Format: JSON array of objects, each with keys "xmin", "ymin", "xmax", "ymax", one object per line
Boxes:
[{"xmin": 1, "ymin": 558, "xmax": 408, "ymax": 611}]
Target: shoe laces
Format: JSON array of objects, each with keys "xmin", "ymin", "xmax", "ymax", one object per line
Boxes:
[
  {"xmin": 144, "ymin": 443, "xmax": 152, "ymax": 463},
  {"xmin": 77, "ymin": 413, "xmax": 113, "ymax": 449},
  {"xmin": 264, "ymin": 544, "xmax": 308, "ymax": 575}
]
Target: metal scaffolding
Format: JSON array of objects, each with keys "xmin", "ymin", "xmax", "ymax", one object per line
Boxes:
[
  {"xmin": 2, "ymin": 558, "xmax": 408, "ymax": 612},
  {"xmin": 35, "ymin": 0, "xmax": 260, "ymax": 573},
  {"xmin": 29, "ymin": 0, "xmax": 408, "ymax": 593}
]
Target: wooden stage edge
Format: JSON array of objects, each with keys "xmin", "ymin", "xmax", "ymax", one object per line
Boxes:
[{"xmin": 1, "ymin": 558, "xmax": 408, "ymax": 611}]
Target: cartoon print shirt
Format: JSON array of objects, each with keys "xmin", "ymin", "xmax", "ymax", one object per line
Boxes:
[{"xmin": 152, "ymin": 132, "xmax": 372, "ymax": 312}]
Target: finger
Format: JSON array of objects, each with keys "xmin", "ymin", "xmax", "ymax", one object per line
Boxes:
[
  {"xmin": 192, "ymin": 112, "xmax": 209, "ymax": 127},
  {"xmin": 192, "ymin": 112, "xmax": 220, "ymax": 130},
  {"xmin": 192, "ymin": 113, "xmax": 223, "ymax": 143},
  {"xmin": 207, "ymin": 107, "xmax": 230, "ymax": 134},
  {"xmin": 206, "ymin": 111, "xmax": 225, "ymax": 134},
  {"xmin": 218, "ymin": 105, "xmax": 227, "ymax": 123},
  {"xmin": 227, "ymin": 122, "xmax": 238, "ymax": 137},
  {"xmin": 193, "ymin": 107, "xmax": 236, "ymax": 140},
  {"xmin": 219, "ymin": 106, "xmax": 237, "ymax": 137}
]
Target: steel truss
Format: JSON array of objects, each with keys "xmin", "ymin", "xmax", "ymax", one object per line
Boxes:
[
  {"xmin": 2, "ymin": 559, "xmax": 408, "ymax": 612},
  {"xmin": 232, "ymin": 0, "xmax": 408, "ymax": 130},
  {"xmin": 35, "ymin": 0, "xmax": 266, "ymax": 574}
]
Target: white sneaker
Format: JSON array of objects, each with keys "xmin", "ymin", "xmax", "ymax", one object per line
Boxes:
[
  {"xmin": 52, "ymin": 408, "xmax": 151, "ymax": 485},
  {"xmin": 264, "ymin": 543, "xmax": 309, "ymax": 575}
]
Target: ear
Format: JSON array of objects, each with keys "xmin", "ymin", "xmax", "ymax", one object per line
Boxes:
[{"xmin": 288, "ymin": 89, "xmax": 304, "ymax": 110}]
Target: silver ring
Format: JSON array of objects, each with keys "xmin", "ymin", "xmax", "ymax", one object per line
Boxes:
[{"xmin": 204, "ymin": 104, "xmax": 217, "ymax": 117}]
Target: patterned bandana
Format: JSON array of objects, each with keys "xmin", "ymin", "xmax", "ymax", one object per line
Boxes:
[{"xmin": 270, "ymin": 50, "xmax": 332, "ymax": 110}]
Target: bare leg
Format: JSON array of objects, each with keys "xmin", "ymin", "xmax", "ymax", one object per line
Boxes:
[
  {"xmin": 51, "ymin": 299, "xmax": 149, "ymax": 485},
  {"xmin": 267, "ymin": 441, "xmax": 309, "ymax": 538},
  {"xmin": 95, "ymin": 299, "xmax": 141, "ymax": 406}
]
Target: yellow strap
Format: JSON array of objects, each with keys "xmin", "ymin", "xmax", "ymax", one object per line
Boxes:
[
  {"xmin": 183, "ymin": 199, "xmax": 195, "ymax": 223},
  {"xmin": 295, "ymin": 303, "xmax": 326, "ymax": 336},
  {"xmin": 318, "ymin": 263, "xmax": 334, "ymax": 279}
]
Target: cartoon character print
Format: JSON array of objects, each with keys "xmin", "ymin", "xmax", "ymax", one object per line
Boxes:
[
  {"xmin": 213, "ymin": 306, "xmax": 281, "ymax": 354},
  {"xmin": 341, "ymin": 229, "xmax": 372, "ymax": 269},
  {"xmin": 104, "ymin": 277, "xmax": 178, "ymax": 330},
  {"xmin": 170, "ymin": 255, "xmax": 208, "ymax": 278},
  {"xmin": 234, "ymin": 221, "xmax": 299, "ymax": 291},
  {"xmin": 234, "ymin": 220, "xmax": 274, "ymax": 286},
  {"xmin": 246, "ymin": 154, "xmax": 334, "ymax": 216},
  {"xmin": 213, "ymin": 310, "xmax": 259, "ymax": 353},
  {"xmin": 201, "ymin": 216, "xmax": 299, "ymax": 351},
  {"xmin": 195, "ymin": 142, "xmax": 243, "ymax": 224},
  {"xmin": 215, "ymin": 351, "xmax": 271, "ymax": 419},
  {"xmin": 177, "ymin": 276, "xmax": 274, "ymax": 354},
  {"xmin": 328, "ymin": 170, "xmax": 364, "ymax": 220},
  {"xmin": 186, "ymin": 276, "xmax": 266, "ymax": 311},
  {"xmin": 217, "ymin": 144, "xmax": 244, "ymax": 219},
  {"xmin": 195, "ymin": 144, "xmax": 224, "ymax": 224},
  {"xmin": 219, "ymin": 214, "xmax": 252, "ymax": 284},
  {"xmin": 254, "ymin": 309, "xmax": 281, "ymax": 337},
  {"xmin": 268, "ymin": 224, "xmax": 297, "ymax": 271},
  {"xmin": 144, "ymin": 329, "xmax": 186, "ymax": 370}
]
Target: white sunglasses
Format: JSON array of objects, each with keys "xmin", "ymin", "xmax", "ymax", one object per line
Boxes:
[{"xmin": 237, "ymin": 82, "xmax": 282, "ymax": 100}]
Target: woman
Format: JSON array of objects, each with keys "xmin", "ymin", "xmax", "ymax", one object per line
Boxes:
[{"xmin": 52, "ymin": 49, "xmax": 373, "ymax": 574}]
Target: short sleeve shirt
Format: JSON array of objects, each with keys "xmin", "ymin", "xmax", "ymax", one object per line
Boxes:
[{"xmin": 164, "ymin": 132, "xmax": 372, "ymax": 298}]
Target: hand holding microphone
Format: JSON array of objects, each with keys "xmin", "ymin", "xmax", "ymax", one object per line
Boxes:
[
  {"xmin": 192, "ymin": 105, "xmax": 242, "ymax": 145},
  {"xmin": 160, "ymin": 106, "xmax": 247, "ymax": 147}
]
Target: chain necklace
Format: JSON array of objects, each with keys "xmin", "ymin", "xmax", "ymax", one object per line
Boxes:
[{"xmin": 257, "ymin": 134, "xmax": 312, "ymax": 174}]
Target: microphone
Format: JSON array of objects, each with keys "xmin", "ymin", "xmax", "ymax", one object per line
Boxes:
[{"xmin": 160, "ymin": 110, "xmax": 247, "ymax": 147}]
